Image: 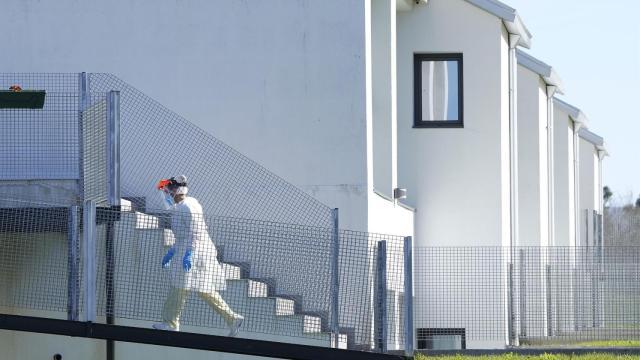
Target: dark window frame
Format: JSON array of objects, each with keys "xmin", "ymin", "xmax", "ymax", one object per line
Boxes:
[{"xmin": 413, "ymin": 53, "xmax": 464, "ymax": 128}]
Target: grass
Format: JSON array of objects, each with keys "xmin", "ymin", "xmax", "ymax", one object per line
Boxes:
[
  {"xmin": 416, "ymin": 354, "xmax": 640, "ymax": 360},
  {"xmin": 572, "ymin": 340, "xmax": 640, "ymax": 348}
]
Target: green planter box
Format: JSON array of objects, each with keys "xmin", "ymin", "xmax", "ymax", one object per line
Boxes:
[{"xmin": 0, "ymin": 90, "xmax": 46, "ymax": 109}]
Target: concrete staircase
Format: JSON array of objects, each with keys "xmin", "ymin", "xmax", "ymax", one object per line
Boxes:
[{"xmin": 112, "ymin": 204, "xmax": 347, "ymax": 348}]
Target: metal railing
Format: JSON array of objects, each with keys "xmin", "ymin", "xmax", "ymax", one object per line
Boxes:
[{"xmin": 0, "ymin": 198, "xmax": 411, "ymax": 354}]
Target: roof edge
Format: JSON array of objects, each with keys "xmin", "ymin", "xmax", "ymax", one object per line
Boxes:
[
  {"xmin": 553, "ymin": 97, "xmax": 588, "ymax": 127},
  {"xmin": 578, "ymin": 128, "xmax": 604, "ymax": 147},
  {"xmin": 465, "ymin": 0, "xmax": 532, "ymax": 48},
  {"xmin": 517, "ymin": 49, "xmax": 564, "ymax": 92}
]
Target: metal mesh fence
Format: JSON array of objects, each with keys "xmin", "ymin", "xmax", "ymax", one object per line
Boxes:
[
  {"xmin": 82, "ymin": 93, "xmax": 109, "ymax": 205},
  {"xmin": 0, "ymin": 199, "xmax": 408, "ymax": 352},
  {"xmin": 0, "ymin": 72, "xmax": 411, "ymax": 353},
  {"xmin": 0, "ymin": 198, "xmax": 78, "ymax": 317},
  {"xmin": 95, "ymin": 207, "xmax": 336, "ymax": 345},
  {"xmin": 0, "ymin": 72, "xmax": 334, "ymax": 227},
  {"xmin": 0, "ymin": 74, "xmax": 79, "ymax": 181},
  {"xmin": 414, "ymin": 246, "xmax": 640, "ymax": 350},
  {"xmin": 86, "ymin": 73, "xmax": 334, "ymax": 228},
  {"xmin": 605, "ymin": 207, "xmax": 640, "ymax": 248}
]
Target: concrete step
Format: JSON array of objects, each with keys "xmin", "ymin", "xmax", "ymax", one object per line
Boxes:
[
  {"xmin": 118, "ymin": 211, "xmax": 161, "ymax": 230},
  {"xmin": 120, "ymin": 198, "xmax": 133, "ymax": 212},
  {"xmin": 225, "ymin": 279, "xmax": 268, "ymax": 298},
  {"xmin": 246, "ymin": 296, "xmax": 295, "ymax": 316},
  {"xmin": 222, "ymin": 263, "xmax": 242, "ymax": 280},
  {"xmin": 273, "ymin": 297, "xmax": 295, "ymax": 316},
  {"xmin": 331, "ymin": 333, "xmax": 349, "ymax": 349},
  {"xmin": 120, "ymin": 213, "xmax": 346, "ymax": 346},
  {"xmin": 278, "ymin": 314, "xmax": 322, "ymax": 334},
  {"xmin": 133, "ymin": 211, "xmax": 160, "ymax": 229}
]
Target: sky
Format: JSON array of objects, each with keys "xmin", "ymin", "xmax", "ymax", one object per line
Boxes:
[{"xmin": 504, "ymin": 0, "xmax": 640, "ymax": 205}]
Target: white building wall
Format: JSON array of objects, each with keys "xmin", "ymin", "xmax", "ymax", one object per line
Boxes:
[
  {"xmin": 1, "ymin": 0, "xmax": 373, "ymax": 232},
  {"xmin": 550, "ymin": 110, "xmax": 578, "ymax": 333},
  {"xmin": 578, "ymin": 138, "xmax": 597, "ymax": 246},
  {"xmin": 397, "ymin": 0, "xmax": 511, "ymax": 349},
  {"xmin": 1, "ymin": 0, "xmax": 417, "ymax": 355},
  {"xmin": 372, "ymin": 0, "xmax": 398, "ymax": 199},
  {"xmin": 515, "ymin": 66, "xmax": 552, "ymax": 338},
  {"xmin": 397, "ymin": 0, "xmax": 510, "ymax": 249},
  {"xmin": 516, "ymin": 66, "xmax": 549, "ymax": 248},
  {"xmin": 552, "ymin": 108, "xmax": 576, "ymax": 247}
]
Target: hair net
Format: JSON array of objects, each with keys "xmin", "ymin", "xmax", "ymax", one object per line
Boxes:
[{"xmin": 172, "ymin": 175, "xmax": 188, "ymax": 195}]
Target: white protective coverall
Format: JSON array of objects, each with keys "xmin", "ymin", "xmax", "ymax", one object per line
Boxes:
[
  {"xmin": 168, "ymin": 196, "xmax": 226, "ymax": 292},
  {"xmin": 161, "ymin": 196, "xmax": 239, "ymax": 329}
]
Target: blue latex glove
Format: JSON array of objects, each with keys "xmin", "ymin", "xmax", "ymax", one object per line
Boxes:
[
  {"xmin": 162, "ymin": 247, "xmax": 175, "ymax": 268},
  {"xmin": 183, "ymin": 248, "xmax": 193, "ymax": 272}
]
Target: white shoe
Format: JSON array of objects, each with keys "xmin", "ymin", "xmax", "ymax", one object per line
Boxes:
[
  {"xmin": 227, "ymin": 315, "xmax": 244, "ymax": 337},
  {"xmin": 152, "ymin": 322, "xmax": 179, "ymax": 332}
]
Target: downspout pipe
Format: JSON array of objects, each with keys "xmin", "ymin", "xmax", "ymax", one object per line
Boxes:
[
  {"xmin": 508, "ymin": 33, "xmax": 520, "ymax": 348},
  {"xmin": 596, "ymin": 149, "xmax": 607, "ymax": 245},
  {"xmin": 509, "ymin": 34, "xmax": 520, "ymax": 251},
  {"xmin": 596, "ymin": 149, "xmax": 607, "ymax": 214},
  {"xmin": 572, "ymin": 121, "xmax": 583, "ymax": 247},
  {"xmin": 546, "ymin": 86, "xmax": 557, "ymax": 247}
]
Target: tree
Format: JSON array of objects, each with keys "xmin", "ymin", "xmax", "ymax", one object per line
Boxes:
[
  {"xmin": 603, "ymin": 186, "xmax": 613, "ymax": 207},
  {"xmin": 636, "ymin": 195, "xmax": 640, "ymax": 208}
]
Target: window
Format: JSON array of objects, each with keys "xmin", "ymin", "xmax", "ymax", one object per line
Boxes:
[
  {"xmin": 414, "ymin": 53, "xmax": 463, "ymax": 128},
  {"xmin": 417, "ymin": 328, "xmax": 466, "ymax": 350}
]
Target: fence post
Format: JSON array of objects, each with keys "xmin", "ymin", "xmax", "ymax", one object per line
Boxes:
[
  {"xmin": 573, "ymin": 265, "xmax": 579, "ymax": 331},
  {"xmin": 403, "ymin": 236, "xmax": 414, "ymax": 357},
  {"xmin": 77, "ymin": 72, "xmax": 89, "ymax": 201},
  {"xmin": 375, "ymin": 240, "xmax": 388, "ymax": 352},
  {"xmin": 507, "ymin": 261, "xmax": 514, "ymax": 345},
  {"xmin": 67, "ymin": 205, "xmax": 80, "ymax": 321},
  {"xmin": 594, "ymin": 211, "xmax": 603, "ymax": 328},
  {"xmin": 106, "ymin": 90, "xmax": 121, "ymax": 360},
  {"xmin": 519, "ymin": 249, "xmax": 527, "ymax": 337},
  {"xmin": 546, "ymin": 264, "xmax": 553, "ymax": 336},
  {"xmin": 331, "ymin": 208, "xmax": 340, "ymax": 348},
  {"xmin": 106, "ymin": 90, "xmax": 121, "ymax": 208},
  {"xmin": 83, "ymin": 200, "xmax": 97, "ymax": 322}
]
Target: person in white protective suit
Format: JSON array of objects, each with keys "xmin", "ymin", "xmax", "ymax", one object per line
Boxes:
[{"xmin": 152, "ymin": 175, "xmax": 244, "ymax": 335}]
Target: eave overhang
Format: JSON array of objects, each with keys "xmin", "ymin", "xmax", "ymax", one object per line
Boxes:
[
  {"xmin": 517, "ymin": 49, "xmax": 564, "ymax": 94},
  {"xmin": 553, "ymin": 97, "xmax": 588, "ymax": 128},
  {"xmin": 465, "ymin": 0, "xmax": 532, "ymax": 48}
]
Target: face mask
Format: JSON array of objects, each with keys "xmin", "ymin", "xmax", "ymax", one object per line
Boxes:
[{"xmin": 158, "ymin": 189, "xmax": 175, "ymax": 210}]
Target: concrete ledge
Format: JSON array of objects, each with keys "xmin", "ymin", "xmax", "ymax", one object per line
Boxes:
[{"xmin": 0, "ymin": 314, "xmax": 406, "ymax": 360}]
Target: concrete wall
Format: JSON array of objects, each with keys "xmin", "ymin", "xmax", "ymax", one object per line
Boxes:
[
  {"xmin": 397, "ymin": 0, "xmax": 511, "ymax": 349},
  {"xmin": 0, "ymin": 0, "xmax": 374, "ymax": 232},
  {"xmin": 397, "ymin": 0, "xmax": 510, "ymax": 249},
  {"xmin": 0, "ymin": 180, "xmax": 78, "ymax": 206},
  {"xmin": 516, "ymin": 66, "xmax": 549, "ymax": 247}
]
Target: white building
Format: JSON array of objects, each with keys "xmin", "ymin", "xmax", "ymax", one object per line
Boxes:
[
  {"xmin": 0, "ymin": 0, "xmax": 608, "ymax": 354},
  {"xmin": 577, "ymin": 128, "xmax": 608, "ymax": 247},
  {"xmin": 396, "ymin": 0, "xmax": 531, "ymax": 349},
  {"xmin": 552, "ymin": 98, "xmax": 588, "ymax": 248},
  {"xmin": 397, "ymin": 0, "xmax": 530, "ymax": 251},
  {"xmin": 516, "ymin": 50, "xmax": 563, "ymax": 248}
]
